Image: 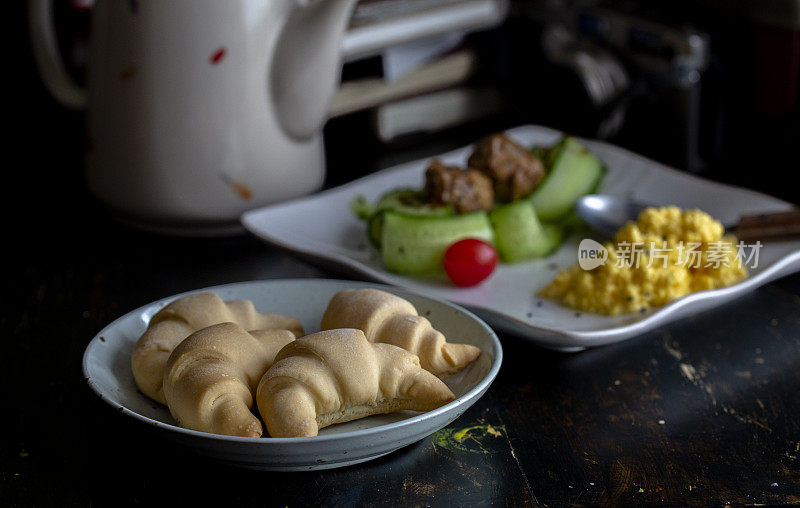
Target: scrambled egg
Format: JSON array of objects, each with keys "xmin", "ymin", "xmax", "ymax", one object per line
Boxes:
[{"xmin": 539, "ymin": 207, "xmax": 748, "ymax": 315}]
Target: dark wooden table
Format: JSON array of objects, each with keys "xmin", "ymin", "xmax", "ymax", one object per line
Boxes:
[{"xmin": 4, "ymin": 108, "xmax": 800, "ymax": 506}]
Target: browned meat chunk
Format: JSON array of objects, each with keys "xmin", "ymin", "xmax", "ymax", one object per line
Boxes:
[
  {"xmin": 467, "ymin": 133, "xmax": 545, "ymax": 201},
  {"xmin": 424, "ymin": 160, "xmax": 494, "ymax": 214}
]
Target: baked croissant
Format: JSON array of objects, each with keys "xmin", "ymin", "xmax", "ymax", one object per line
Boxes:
[
  {"xmin": 320, "ymin": 288, "xmax": 481, "ymax": 377},
  {"xmin": 132, "ymin": 292, "xmax": 303, "ymax": 404},
  {"xmin": 163, "ymin": 322, "xmax": 296, "ymax": 437},
  {"xmin": 257, "ymin": 328, "xmax": 455, "ymax": 438}
]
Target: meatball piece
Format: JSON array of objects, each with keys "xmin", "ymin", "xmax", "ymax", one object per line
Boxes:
[
  {"xmin": 425, "ymin": 160, "xmax": 494, "ymax": 214},
  {"xmin": 467, "ymin": 133, "xmax": 545, "ymax": 201}
]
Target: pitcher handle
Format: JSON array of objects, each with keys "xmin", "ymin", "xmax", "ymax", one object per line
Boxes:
[{"xmin": 28, "ymin": 0, "xmax": 88, "ymax": 109}]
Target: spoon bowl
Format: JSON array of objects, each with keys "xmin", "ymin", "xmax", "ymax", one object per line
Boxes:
[{"xmin": 575, "ymin": 194, "xmax": 651, "ymax": 237}]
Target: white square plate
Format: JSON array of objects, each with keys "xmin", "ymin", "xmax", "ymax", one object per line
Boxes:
[{"xmin": 242, "ymin": 125, "xmax": 800, "ymax": 350}]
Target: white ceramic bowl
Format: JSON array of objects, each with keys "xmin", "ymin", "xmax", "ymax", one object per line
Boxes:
[{"xmin": 82, "ymin": 279, "xmax": 502, "ymax": 470}]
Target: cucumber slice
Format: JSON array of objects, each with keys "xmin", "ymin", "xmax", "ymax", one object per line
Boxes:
[
  {"xmin": 556, "ymin": 210, "xmax": 587, "ymax": 231},
  {"xmin": 543, "ymin": 137, "xmax": 567, "ymax": 168},
  {"xmin": 539, "ymin": 224, "xmax": 565, "ymax": 256},
  {"xmin": 490, "ymin": 201, "xmax": 564, "ymax": 262},
  {"xmin": 529, "ymin": 137, "xmax": 605, "ymax": 221},
  {"xmin": 351, "ymin": 189, "xmax": 452, "ymax": 223},
  {"xmin": 350, "ymin": 195, "xmax": 375, "ymax": 220},
  {"xmin": 381, "ymin": 211, "xmax": 494, "ymax": 274},
  {"xmin": 366, "ymin": 189, "xmax": 454, "ymax": 248},
  {"xmin": 530, "ymin": 145, "xmax": 549, "ymax": 161},
  {"xmin": 368, "ymin": 212, "xmax": 384, "ymax": 247},
  {"xmin": 376, "ymin": 189, "xmax": 453, "ymax": 217}
]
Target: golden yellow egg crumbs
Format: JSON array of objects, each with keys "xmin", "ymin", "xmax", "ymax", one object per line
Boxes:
[{"xmin": 539, "ymin": 206, "xmax": 748, "ymax": 315}]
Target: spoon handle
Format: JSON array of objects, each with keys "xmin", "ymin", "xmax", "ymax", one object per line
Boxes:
[{"xmin": 733, "ymin": 209, "xmax": 800, "ymax": 242}]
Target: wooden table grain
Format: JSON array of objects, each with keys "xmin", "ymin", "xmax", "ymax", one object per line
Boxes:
[
  {"xmin": 3, "ymin": 115, "xmax": 799, "ymax": 506},
  {"xmin": 5, "ymin": 209, "xmax": 800, "ymax": 506}
]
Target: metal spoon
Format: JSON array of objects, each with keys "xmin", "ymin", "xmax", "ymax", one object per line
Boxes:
[
  {"xmin": 574, "ymin": 195, "xmax": 650, "ymax": 237},
  {"xmin": 575, "ymin": 194, "xmax": 800, "ymax": 241}
]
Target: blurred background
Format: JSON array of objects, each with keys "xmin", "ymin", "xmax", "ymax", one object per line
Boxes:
[{"xmin": 10, "ymin": 0, "xmax": 800, "ymax": 243}]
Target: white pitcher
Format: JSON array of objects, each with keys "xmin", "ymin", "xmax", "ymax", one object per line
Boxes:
[{"xmin": 30, "ymin": 0, "xmax": 358, "ymax": 234}]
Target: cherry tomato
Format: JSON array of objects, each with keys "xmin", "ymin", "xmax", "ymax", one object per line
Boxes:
[{"xmin": 443, "ymin": 238, "xmax": 498, "ymax": 287}]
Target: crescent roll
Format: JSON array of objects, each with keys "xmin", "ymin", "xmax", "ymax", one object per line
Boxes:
[
  {"xmin": 132, "ymin": 292, "xmax": 303, "ymax": 404},
  {"xmin": 320, "ymin": 289, "xmax": 480, "ymax": 377},
  {"xmin": 163, "ymin": 322, "xmax": 296, "ymax": 437},
  {"xmin": 257, "ymin": 328, "xmax": 455, "ymax": 438}
]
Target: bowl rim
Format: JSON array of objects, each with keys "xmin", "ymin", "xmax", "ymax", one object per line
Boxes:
[{"xmin": 82, "ymin": 278, "xmax": 503, "ymax": 444}]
